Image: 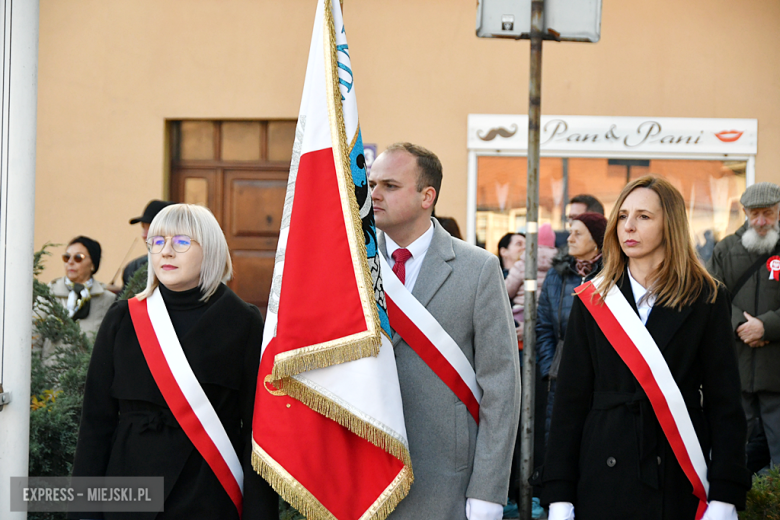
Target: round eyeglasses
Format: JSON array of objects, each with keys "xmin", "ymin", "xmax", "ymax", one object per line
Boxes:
[
  {"xmin": 146, "ymin": 235, "xmax": 196, "ymax": 254},
  {"xmin": 62, "ymin": 253, "xmax": 87, "ymax": 263}
]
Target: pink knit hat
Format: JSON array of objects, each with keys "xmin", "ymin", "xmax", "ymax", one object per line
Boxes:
[{"xmin": 538, "ymin": 223, "xmax": 555, "ymax": 248}]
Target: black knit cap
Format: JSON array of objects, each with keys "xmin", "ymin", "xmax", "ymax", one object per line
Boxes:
[
  {"xmin": 68, "ymin": 236, "xmax": 102, "ymax": 274},
  {"xmin": 130, "ymin": 200, "xmax": 175, "ymax": 225},
  {"xmin": 572, "ymin": 212, "xmax": 607, "ymax": 250}
]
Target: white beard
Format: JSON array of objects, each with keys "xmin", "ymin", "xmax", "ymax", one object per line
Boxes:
[{"xmin": 742, "ymin": 224, "xmax": 780, "ymax": 254}]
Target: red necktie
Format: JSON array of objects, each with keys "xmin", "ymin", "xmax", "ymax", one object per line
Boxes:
[{"xmin": 391, "ymin": 248, "xmax": 413, "ymax": 285}]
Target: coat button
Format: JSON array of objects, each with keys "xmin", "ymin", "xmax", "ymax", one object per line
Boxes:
[
  {"xmin": 606, "ymin": 457, "xmax": 616, "ymax": 467},
  {"xmin": 657, "ymin": 456, "xmax": 662, "ymax": 465}
]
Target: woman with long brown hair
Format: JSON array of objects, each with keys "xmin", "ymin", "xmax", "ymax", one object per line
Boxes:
[{"xmin": 541, "ymin": 176, "xmax": 750, "ymax": 520}]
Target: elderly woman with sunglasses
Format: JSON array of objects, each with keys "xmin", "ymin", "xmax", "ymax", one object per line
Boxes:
[
  {"xmin": 36, "ymin": 236, "xmax": 117, "ymax": 362},
  {"xmin": 70, "ymin": 204, "xmax": 277, "ymax": 520}
]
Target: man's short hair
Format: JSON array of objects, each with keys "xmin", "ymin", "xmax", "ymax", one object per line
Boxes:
[
  {"xmin": 569, "ymin": 194, "xmax": 604, "ymax": 215},
  {"xmin": 385, "ymin": 142, "xmax": 443, "ymax": 206}
]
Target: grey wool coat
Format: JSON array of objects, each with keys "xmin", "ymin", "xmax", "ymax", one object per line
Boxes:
[
  {"xmin": 706, "ymin": 222, "xmax": 780, "ymax": 393},
  {"xmin": 380, "ymin": 219, "xmax": 521, "ymax": 520}
]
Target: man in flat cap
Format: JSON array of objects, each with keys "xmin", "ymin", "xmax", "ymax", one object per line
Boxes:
[
  {"xmin": 707, "ymin": 182, "xmax": 780, "ymax": 469},
  {"xmin": 122, "ymin": 200, "xmax": 174, "ymax": 287}
]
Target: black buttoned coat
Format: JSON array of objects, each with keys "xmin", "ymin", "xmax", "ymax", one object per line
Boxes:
[
  {"xmin": 541, "ymin": 274, "xmax": 751, "ymax": 520},
  {"xmin": 70, "ymin": 285, "xmax": 278, "ymax": 520}
]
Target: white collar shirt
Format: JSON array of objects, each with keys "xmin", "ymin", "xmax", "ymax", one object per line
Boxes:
[
  {"xmin": 384, "ymin": 221, "xmax": 435, "ymax": 293},
  {"xmin": 627, "ymin": 266, "xmax": 656, "ymax": 326}
]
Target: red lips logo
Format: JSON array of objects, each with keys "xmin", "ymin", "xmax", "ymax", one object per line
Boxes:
[{"xmin": 714, "ymin": 130, "xmax": 744, "ymax": 143}]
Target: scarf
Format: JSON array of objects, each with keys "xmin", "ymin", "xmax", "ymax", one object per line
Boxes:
[
  {"xmin": 64, "ymin": 277, "xmax": 94, "ymax": 320},
  {"xmin": 575, "ymin": 253, "xmax": 602, "ymax": 278}
]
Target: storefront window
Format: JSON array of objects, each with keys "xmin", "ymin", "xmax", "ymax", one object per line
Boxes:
[{"xmin": 476, "ymin": 156, "xmax": 746, "ymax": 262}]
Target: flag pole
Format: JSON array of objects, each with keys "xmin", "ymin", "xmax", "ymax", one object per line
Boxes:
[{"xmin": 520, "ymin": 1, "xmax": 544, "ymax": 519}]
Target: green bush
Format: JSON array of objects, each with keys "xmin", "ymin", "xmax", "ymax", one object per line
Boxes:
[
  {"xmin": 280, "ymin": 499, "xmax": 306, "ymax": 520},
  {"xmin": 118, "ymin": 261, "xmax": 147, "ymax": 300},
  {"xmin": 741, "ymin": 466, "xmax": 780, "ymax": 520},
  {"xmin": 28, "ymin": 245, "xmax": 94, "ymax": 520}
]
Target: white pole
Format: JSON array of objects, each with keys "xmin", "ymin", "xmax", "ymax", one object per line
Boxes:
[
  {"xmin": 0, "ymin": 1, "xmax": 39, "ymax": 518},
  {"xmin": 466, "ymin": 150, "xmax": 478, "ymax": 244},
  {"xmin": 746, "ymin": 155, "xmax": 756, "ymax": 186}
]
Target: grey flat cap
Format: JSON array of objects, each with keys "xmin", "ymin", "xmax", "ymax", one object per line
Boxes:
[{"xmin": 741, "ymin": 182, "xmax": 780, "ymax": 209}]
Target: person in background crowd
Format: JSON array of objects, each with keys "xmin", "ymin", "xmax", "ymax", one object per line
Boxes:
[
  {"xmin": 37, "ymin": 236, "xmax": 117, "ymax": 361},
  {"xmin": 569, "ymin": 193, "xmax": 604, "ymax": 216},
  {"xmin": 696, "ymin": 229, "xmax": 716, "ymax": 263},
  {"xmin": 70, "ymin": 204, "xmax": 278, "ymax": 520},
  {"xmin": 503, "ymin": 224, "xmax": 562, "ymax": 519},
  {"xmin": 707, "ymin": 182, "xmax": 780, "ymax": 471},
  {"xmin": 437, "ymin": 216, "xmax": 463, "ymax": 240},
  {"xmin": 537, "ymin": 212, "xmax": 606, "ymax": 443},
  {"xmin": 122, "ymin": 199, "xmax": 175, "ymax": 287},
  {"xmin": 543, "ymin": 176, "xmax": 750, "ymax": 520},
  {"xmin": 506, "ymin": 224, "xmax": 557, "ymax": 339},
  {"xmin": 498, "ymin": 232, "xmax": 525, "ymax": 279},
  {"xmin": 554, "ymin": 194, "xmax": 605, "ymax": 248}
]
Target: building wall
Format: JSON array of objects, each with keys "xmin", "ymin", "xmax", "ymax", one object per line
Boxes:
[{"xmin": 36, "ymin": 0, "xmax": 780, "ymax": 282}]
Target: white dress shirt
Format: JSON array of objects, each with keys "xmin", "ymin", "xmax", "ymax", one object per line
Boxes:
[
  {"xmin": 627, "ymin": 266, "xmax": 656, "ymax": 325},
  {"xmin": 384, "ymin": 221, "xmax": 434, "ymax": 292}
]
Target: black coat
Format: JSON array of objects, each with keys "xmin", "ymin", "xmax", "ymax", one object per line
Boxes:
[
  {"xmin": 122, "ymin": 255, "xmax": 148, "ymax": 286},
  {"xmin": 541, "ymin": 274, "xmax": 750, "ymax": 519},
  {"xmin": 70, "ymin": 284, "xmax": 278, "ymax": 520}
]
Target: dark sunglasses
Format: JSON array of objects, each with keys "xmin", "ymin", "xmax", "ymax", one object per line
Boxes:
[{"xmin": 62, "ymin": 253, "xmax": 87, "ymax": 263}]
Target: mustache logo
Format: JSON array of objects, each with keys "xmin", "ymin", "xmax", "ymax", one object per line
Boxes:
[{"xmin": 477, "ymin": 124, "xmax": 518, "ymax": 141}]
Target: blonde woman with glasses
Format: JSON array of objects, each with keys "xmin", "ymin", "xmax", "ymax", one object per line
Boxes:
[
  {"xmin": 71, "ymin": 204, "xmax": 277, "ymax": 520},
  {"xmin": 541, "ymin": 177, "xmax": 750, "ymax": 520}
]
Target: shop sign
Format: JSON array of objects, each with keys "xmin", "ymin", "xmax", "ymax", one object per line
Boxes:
[{"xmin": 468, "ymin": 114, "xmax": 757, "ymax": 156}]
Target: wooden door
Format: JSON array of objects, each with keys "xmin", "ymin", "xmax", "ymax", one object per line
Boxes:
[
  {"xmin": 169, "ymin": 120, "xmax": 296, "ymax": 314},
  {"xmin": 222, "ymin": 169, "xmax": 287, "ymax": 311}
]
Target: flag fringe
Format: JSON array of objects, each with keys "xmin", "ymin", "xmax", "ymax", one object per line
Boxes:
[
  {"xmin": 252, "ymin": 448, "xmax": 336, "ymax": 520},
  {"xmin": 280, "ymin": 376, "xmax": 413, "ymax": 469},
  {"xmin": 252, "ymin": 445, "xmax": 413, "ymax": 520},
  {"xmin": 324, "ymin": 0, "xmax": 385, "ymax": 348},
  {"xmin": 270, "ymin": 332, "xmax": 381, "ymax": 380},
  {"xmin": 358, "ymin": 465, "xmax": 413, "ymax": 520}
]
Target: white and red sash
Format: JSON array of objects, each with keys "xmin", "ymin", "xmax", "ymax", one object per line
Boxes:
[
  {"xmin": 577, "ymin": 279, "xmax": 709, "ymax": 520},
  {"xmin": 378, "ymin": 253, "xmax": 482, "ymax": 423},
  {"xmin": 128, "ymin": 288, "xmax": 243, "ymax": 517}
]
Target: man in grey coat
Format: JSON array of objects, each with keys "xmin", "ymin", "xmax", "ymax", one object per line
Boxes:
[
  {"xmin": 707, "ymin": 182, "xmax": 780, "ymax": 466},
  {"xmin": 369, "ymin": 142, "xmax": 521, "ymax": 520}
]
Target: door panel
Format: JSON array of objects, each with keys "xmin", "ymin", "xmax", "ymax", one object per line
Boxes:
[
  {"xmin": 225, "ymin": 173, "xmax": 287, "ymax": 242},
  {"xmin": 171, "ymin": 168, "xmax": 223, "ymax": 226},
  {"xmin": 230, "ymin": 250, "xmax": 277, "ymax": 312},
  {"xmin": 222, "ymin": 170, "xmax": 286, "ymax": 311}
]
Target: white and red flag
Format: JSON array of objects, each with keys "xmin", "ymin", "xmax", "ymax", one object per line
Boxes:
[{"xmin": 251, "ymin": 1, "xmax": 412, "ymax": 519}]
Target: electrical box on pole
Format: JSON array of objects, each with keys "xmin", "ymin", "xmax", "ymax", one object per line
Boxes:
[{"xmin": 476, "ymin": 0, "xmax": 602, "ymax": 42}]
